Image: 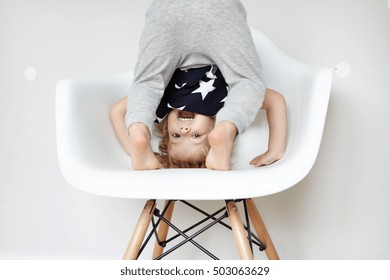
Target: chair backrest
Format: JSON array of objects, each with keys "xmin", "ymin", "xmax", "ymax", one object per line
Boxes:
[{"xmin": 56, "ymin": 28, "xmax": 333, "ymax": 200}]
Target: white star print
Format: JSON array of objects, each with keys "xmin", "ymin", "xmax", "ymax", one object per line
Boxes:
[
  {"xmin": 175, "ymin": 83, "xmax": 187, "ymax": 89},
  {"xmin": 206, "ymin": 65, "xmax": 217, "ymax": 79},
  {"xmin": 167, "ymin": 103, "xmax": 186, "ymax": 111},
  {"xmin": 156, "ymin": 116, "xmax": 166, "ymax": 123},
  {"xmin": 191, "ymin": 79, "xmax": 216, "ymax": 100}
]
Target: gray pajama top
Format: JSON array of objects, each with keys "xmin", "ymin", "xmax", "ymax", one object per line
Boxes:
[{"xmin": 125, "ymin": 0, "xmax": 266, "ymax": 134}]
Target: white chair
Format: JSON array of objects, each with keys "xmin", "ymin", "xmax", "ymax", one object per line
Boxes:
[{"xmin": 56, "ymin": 28, "xmax": 334, "ymax": 260}]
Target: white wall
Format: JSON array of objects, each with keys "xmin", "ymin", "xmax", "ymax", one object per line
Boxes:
[{"xmin": 1, "ymin": 0, "xmax": 389, "ymax": 260}]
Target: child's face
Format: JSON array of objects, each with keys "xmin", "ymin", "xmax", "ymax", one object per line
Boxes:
[{"xmin": 167, "ymin": 110, "xmax": 215, "ymax": 162}]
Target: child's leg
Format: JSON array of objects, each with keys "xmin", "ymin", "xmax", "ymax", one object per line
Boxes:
[
  {"xmin": 125, "ymin": 18, "xmax": 180, "ymax": 134},
  {"xmin": 202, "ymin": 20, "xmax": 265, "ymax": 170},
  {"xmin": 205, "ymin": 121, "xmax": 237, "ymax": 171},
  {"xmin": 110, "ymin": 97, "xmax": 162, "ymax": 170},
  {"xmin": 207, "ymin": 21, "xmax": 266, "ymax": 136}
]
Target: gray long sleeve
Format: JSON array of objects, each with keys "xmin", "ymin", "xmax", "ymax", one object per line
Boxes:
[{"xmin": 126, "ymin": 0, "xmax": 266, "ymax": 134}]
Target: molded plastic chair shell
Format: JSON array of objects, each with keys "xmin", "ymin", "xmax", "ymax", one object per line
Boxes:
[{"xmin": 56, "ymin": 28, "xmax": 333, "ymax": 200}]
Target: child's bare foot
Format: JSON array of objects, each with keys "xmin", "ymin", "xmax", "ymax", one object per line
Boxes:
[
  {"xmin": 128, "ymin": 124, "xmax": 162, "ymax": 170},
  {"xmin": 205, "ymin": 121, "xmax": 237, "ymax": 171}
]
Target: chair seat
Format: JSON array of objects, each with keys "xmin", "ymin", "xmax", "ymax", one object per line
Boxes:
[
  {"xmin": 56, "ymin": 28, "xmax": 333, "ymax": 201},
  {"xmin": 57, "ymin": 158, "xmax": 308, "ymax": 200}
]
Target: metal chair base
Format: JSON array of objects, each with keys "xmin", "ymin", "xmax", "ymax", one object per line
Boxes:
[{"xmin": 123, "ymin": 199, "xmax": 279, "ymax": 260}]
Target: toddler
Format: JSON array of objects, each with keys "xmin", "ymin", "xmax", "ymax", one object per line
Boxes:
[
  {"xmin": 125, "ymin": 0, "xmax": 268, "ymax": 170},
  {"xmin": 110, "ymin": 64, "xmax": 287, "ymax": 169}
]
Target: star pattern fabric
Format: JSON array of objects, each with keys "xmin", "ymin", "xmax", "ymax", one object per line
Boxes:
[
  {"xmin": 192, "ymin": 79, "xmax": 216, "ymax": 100},
  {"xmin": 155, "ymin": 65, "xmax": 228, "ymax": 122}
]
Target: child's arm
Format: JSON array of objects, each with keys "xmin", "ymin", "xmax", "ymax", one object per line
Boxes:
[
  {"xmin": 110, "ymin": 97, "xmax": 162, "ymax": 170},
  {"xmin": 110, "ymin": 96, "xmax": 134, "ymax": 156},
  {"xmin": 250, "ymin": 89, "xmax": 287, "ymax": 167}
]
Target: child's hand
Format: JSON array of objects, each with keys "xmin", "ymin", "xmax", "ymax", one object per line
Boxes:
[{"xmin": 249, "ymin": 150, "xmax": 284, "ymax": 167}]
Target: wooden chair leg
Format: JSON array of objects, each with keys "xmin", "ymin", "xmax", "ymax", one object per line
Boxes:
[
  {"xmin": 226, "ymin": 201, "xmax": 254, "ymax": 260},
  {"xmin": 245, "ymin": 198, "xmax": 280, "ymax": 260},
  {"xmin": 123, "ymin": 200, "xmax": 156, "ymax": 260},
  {"xmin": 152, "ymin": 200, "xmax": 175, "ymax": 259}
]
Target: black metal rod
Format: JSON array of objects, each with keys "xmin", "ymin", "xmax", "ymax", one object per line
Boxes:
[
  {"xmin": 151, "ymin": 215, "xmax": 162, "ymax": 244},
  {"xmin": 180, "ymin": 200, "xmax": 264, "ymax": 249},
  {"xmin": 153, "ymin": 200, "xmax": 173, "ymax": 245},
  {"xmin": 180, "ymin": 200, "xmax": 233, "ymax": 231},
  {"xmin": 243, "ymin": 200, "xmax": 254, "ymax": 253},
  {"xmin": 165, "ymin": 205, "xmax": 227, "ymax": 244},
  {"xmin": 137, "ymin": 200, "xmax": 173, "ymax": 258},
  {"xmin": 155, "ymin": 212, "xmax": 228, "ymax": 260}
]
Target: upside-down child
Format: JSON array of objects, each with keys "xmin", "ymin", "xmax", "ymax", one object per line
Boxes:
[
  {"xmin": 115, "ymin": 0, "xmax": 286, "ymax": 170},
  {"xmin": 110, "ymin": 64, "xmax": 287, "ymax": 169}
]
